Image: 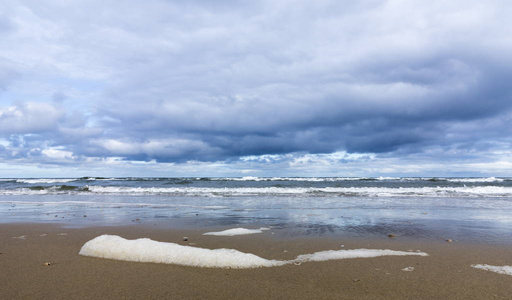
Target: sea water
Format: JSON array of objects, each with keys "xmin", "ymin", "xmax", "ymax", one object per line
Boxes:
[{"xmin": 1, "ymin": 177, "xmax": 512, "ymax": 244}]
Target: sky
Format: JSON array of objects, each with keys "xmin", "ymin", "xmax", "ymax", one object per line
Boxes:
[{"xmin": 1, "ymin": 0, "xmax": 512, "ymax": 177}]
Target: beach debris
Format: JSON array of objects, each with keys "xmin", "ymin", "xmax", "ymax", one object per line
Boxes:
[
  {"xmin": 340, "ymin": 245, "xmax": 344, "ymax": 248},
  {"xmin": 387, "ymin": 234, "xmax": 396, "ymax": 238},
  {"xmin": 293, "ymin": 262, "xmax": 301, "ymax": 266},
  {"xmin": 352, "ymin": 279, "xmax": 360, "ymax": 282},
  {"xmin": 43, "ymin": 262, "xmax": 51, "ymax": 266},
  {"xmin": 283, "ymin": 250, "xmax": 288, "ymax": 253},
  {"xmin": 445, "ymin": 239, "xmax": 453, "ymax": 243},
  {"xmin": 183, "ymin": 237, "xmax": 188, "ymax": 241},
  {"xmin": 402, "ymin": 267, "xmax": 415, "ymax": 272}
]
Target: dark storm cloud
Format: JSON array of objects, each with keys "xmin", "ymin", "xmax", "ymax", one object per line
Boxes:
[{"xmin": 1, "ymin": 0, "xmax": 512, "ymax": 169}]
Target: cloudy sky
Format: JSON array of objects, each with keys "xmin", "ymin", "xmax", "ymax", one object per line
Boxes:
[{"xmin": 1, "ymin": 0, "xmax": 512, "ymax": 177}]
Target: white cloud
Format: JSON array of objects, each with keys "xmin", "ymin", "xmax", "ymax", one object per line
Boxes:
[
  {"xmin": 0, "ymin": 102, "xmax": 64, "ymax": 134},
  {"xmin": 42, "ymin": 148, "xmax": 73, "ymax": 159},
  {"xmin": 0, "ymin": 0, "xmax": 512, "ymax": 176}
]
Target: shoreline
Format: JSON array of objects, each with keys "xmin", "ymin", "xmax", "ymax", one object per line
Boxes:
[{"xmin": 1, "ymin": 223, "xmax": 511, "ymax": 299}]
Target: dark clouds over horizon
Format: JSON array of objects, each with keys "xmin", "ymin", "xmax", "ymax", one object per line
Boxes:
[{"xmin": 1, "ymin": 0, "xmax": 512, "ymax": 176}]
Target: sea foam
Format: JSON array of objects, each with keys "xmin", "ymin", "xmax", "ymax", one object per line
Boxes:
[
  {"xmin": 293, "ymin": 249, "xmax": 428, "ymax": 263},
  {"xmin": 79, "ymin": 235, "xmax": 428, "ymax": 268},
  {"xmin": 472, "ymin": 264, "xmax": 512, "ymax": 276},
  {"xmin": 2, "ymin": 184, "xmax": 512, "ymax": 197},
  {"xmin": 203, "ymin": 227, "xmax": 270, "ymax": 236},
  {"xmin": 83, "ymin": 185, "xmax": 512, "ymax": 197},
  {"xmin": 79, "ymin": 235, "xmax": 283, "ymax": 268}
]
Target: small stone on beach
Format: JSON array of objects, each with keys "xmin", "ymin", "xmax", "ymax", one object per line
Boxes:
[
  {"xmin": 388, "ymin": 234, "xmax": 396, "ymax": 238},
  {"xmin": 43, "ymin": 262, "xmax": 51, "ymax": 266},
  {"xmin": 446, "ymin": 239, "xmax": 453, "ymax": 243},
  {"xmin": 183, "ymin": 237, "xmax": 188, "ymax": 241}
]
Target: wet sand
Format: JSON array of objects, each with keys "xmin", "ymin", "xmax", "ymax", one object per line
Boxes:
[{"xmin": 1, "ymin": 223, "xmax": 511, "ymax": 299}]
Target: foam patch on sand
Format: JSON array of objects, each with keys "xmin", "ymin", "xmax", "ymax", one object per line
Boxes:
[
  {"xmin": 79, "ymin": 235, "xmax": 284, "ymax": 268},
  {"xmin": 472, "ymin": 264, "xmax": 512, "ymax": 276},
  {"xmin": 203, "ymin": 227, "xmax": 270, "ymax": 236},
  {"xmin": 79, "ymin": 235, "xmax": 428, "ymax": 268},
  {"xmin": 293, "ymin": 249, "xmax": 428, "ymax": 263}
]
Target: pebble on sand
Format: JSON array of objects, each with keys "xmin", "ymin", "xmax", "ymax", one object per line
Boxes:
[{"xmin": 43, "ymin": 262, "xmax": 51, "ymax": 266}]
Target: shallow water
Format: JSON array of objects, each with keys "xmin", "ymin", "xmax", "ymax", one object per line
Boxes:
[{"xmin": 1, "ymin": 177, "xmax": 511, "ymax": 244}]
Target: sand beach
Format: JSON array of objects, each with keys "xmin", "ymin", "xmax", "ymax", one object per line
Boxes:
[{"xmin": 1, "ymin": 222, "xmax": 511, "ymax": 299}]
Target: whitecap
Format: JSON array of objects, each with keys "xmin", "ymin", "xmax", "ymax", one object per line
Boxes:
[
  {"xmin": 16, "ymin": 178, "xmax": 77, "ymax": 184},
  {"xmin": 447, "ymin": 177, "xmax": 504, "ymax": 183}
]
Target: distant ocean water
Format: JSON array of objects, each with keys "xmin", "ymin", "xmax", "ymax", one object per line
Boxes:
[
  {"xmin": 1, "ymin": 176, "xmax": 511, "ymax": 196},
  {"xmin": 1, "ymin": 177, "xmax": 512, "ymax": 243}
]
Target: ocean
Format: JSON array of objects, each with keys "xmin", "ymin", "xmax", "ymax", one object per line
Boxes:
[{"xmin": 1, "ymin": 177, "xmax": 511, "ymax": 244}]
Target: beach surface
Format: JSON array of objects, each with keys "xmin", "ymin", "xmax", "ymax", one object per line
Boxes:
[{"xmin": 1, "ymin": 223, "xmax": 511, "ymax": 299}]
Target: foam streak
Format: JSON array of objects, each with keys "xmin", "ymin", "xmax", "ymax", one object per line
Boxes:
[
  {"xmin": 79, "ymin": 235, "xmax": 428, "ymax": 268},
  {"xmin": 472, "ymin": 264, "xmax": 512, "ymax": 276}
]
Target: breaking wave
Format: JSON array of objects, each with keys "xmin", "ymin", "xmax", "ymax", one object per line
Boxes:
[
  {"xmin": 2, "ymin": 185, "xmax": 512, "ymax": 197},
  {"xmin": 16, "ymin": 178, "xmax": 79, "ymax": 184}
]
